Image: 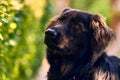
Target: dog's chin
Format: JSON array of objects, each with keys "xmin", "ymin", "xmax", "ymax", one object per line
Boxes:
[
  {"xmin": 46, "ymin": 44, "xmax": 70, "ymax": 54},
  {"xmin": 44, "ymin": 38, "xmax": 70, "ymax": 54}
]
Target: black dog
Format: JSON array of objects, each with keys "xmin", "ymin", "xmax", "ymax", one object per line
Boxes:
[{"xmin": 44, "ymin": 8, "xmax": 120, "ymax": 80}]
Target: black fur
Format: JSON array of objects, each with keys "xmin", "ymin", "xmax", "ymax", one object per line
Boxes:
[{"xmin": 44, "ymin": 8, "xmax": 120, "ymax": 80}]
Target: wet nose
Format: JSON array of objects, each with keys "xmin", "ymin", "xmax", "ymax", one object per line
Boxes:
[{"xmin": 45, "ymin": 28, "xmax": 57, "ymax": 38}]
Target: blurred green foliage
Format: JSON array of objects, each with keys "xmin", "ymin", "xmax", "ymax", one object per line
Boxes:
[
  {"xmin": 0, "ymin": 0, "xmax": 52, "ymax": 80},
  {"xmin": 71, "ymin": 0, "xmax": 112, "ymax": 25}
]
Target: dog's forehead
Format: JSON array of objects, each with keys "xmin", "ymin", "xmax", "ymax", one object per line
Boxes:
[{"xmin": 60, "ymin": 9, "xmax": 92, "ymax": 19}]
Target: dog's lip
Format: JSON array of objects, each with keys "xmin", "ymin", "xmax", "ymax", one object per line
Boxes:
[
  {"xmin": 58, "ymin": 46, "xmax": 70, "ymax": 53},
  {"xmin": 44, "ymin": 36, "xmax": 70, "ymax": 53},
  {"xmin": 45, "ymin": 42, "xmax": 70, "ymax": 53}
]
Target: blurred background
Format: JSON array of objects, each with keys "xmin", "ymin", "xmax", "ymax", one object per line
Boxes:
[{"xmin": 0, "ymin": 0, "xmax": 120, "ymax": 80}]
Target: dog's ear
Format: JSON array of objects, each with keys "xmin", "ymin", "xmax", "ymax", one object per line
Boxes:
[
  {"xmin": 62, "ymin": 8, "xmax": 71, "ymax": 13},
  {"xmin": 90, "ymin": 14, "xmax": 115, "ymax": 52}
]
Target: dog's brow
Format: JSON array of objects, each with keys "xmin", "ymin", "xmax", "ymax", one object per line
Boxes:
[
  {"xmin": 70, "ymin": 18, "xmax": 82, "ymax": 23},
  {"xmin": 58, "ymin": 16, "xmax": 66, "ymax": 20}
]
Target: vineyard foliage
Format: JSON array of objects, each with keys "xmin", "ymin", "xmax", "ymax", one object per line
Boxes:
[{"xmin": 0, "ymin": 0, "xmax": 52, "ymax": 80}]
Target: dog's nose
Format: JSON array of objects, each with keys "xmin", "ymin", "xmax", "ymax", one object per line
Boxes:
[{"xmin": 45, "ymin": 28, "xmax": 57, "ymax": 38}]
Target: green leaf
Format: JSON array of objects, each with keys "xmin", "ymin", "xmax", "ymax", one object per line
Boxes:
[{"xmin": 1, "ymin": 17, "xmax": 8, "ymax": 23}]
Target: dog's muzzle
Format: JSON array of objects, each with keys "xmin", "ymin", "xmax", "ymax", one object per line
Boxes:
[{"xmin": 45, "ymin": 28, "xmax": 58, "ymax": 38}]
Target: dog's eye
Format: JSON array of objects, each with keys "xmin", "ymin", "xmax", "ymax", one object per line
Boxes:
[
  {"xmin": 71, "ymin": 24, "xmax": 80, "ymax": 31},
  {"xmin": 57, "ymin": 18, "xmax": 63, "ymax": 23},
  {"xmin": 71, "ymin": 23, "xmax": 85, "ymax": 33},
  {"xmin": 57, "ymin": 19, "xmax": 62, "ymax": 23},
  {"xmin": 75, "ymin": 24, "xmax": 80, "ymax": 29},
  {"xmin": 58, "ymin": 16, "xmax": 66, "ymax": 21}
]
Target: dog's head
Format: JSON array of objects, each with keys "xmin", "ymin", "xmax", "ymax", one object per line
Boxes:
[{"xmin": 44, "ymin": 8, "xmax": 115, "ymax": 56}]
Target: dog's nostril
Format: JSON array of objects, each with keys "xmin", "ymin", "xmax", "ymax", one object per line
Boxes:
[{"xmin": 45, "ymin": 28, "xmax": 57, "ymax": 37}]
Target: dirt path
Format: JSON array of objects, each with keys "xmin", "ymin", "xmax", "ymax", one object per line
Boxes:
[
  {"xmin": 107, "ymin": 25, "xmax": 120, "ymax": 56},
  {"xmin": 34, "ymin": 58, "xmax": 49, "ymax": 80}
]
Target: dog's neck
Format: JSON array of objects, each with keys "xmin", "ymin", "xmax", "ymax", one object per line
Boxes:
[
  {"xmin": 61, "ymin": 50, "xmax": 107, "ymax": 77},
  {"xmin": 61, "ymin": 51, "xmax": 107, "ymax": 79},
  {"xmin": 47, "ymin": 48, "xmax": 107, "ymax": 79}
]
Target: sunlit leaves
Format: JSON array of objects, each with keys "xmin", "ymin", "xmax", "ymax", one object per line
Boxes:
[
  {"xmin": 9, "ymin": 39, "xmax": 17, "ymax": 46},
  {"xmin": 0, "ymin": 0, "xmax": 49, "ymax": 80},
  {"xmin": 0, "ymin": 22, "xmax": 2, "ymax": 26},
  {"xmin": 10, "ymin": 0, "xmax": 23, "ymax": 10},
  {"xmin": 10, "ymin": 22, "xmax": 17, "ymax": 29},
  {"xmin": 1, "ymin": 73, "xmax": 6, "ymax": 80},
  {"xmin": 0, "ymin": 6, "xmax": 7, "ymax": 13},
  {"xmin": 0, "ymin": 1, "xmax": 9, "ymax": 24},
  {"xmin": 1, "ymin": 17, "xmax": 8, "ymax": 23},
  {"xmin": 0, "ymin": 33, "xmax": 4, "ymax": 40},
  {"xmin": 25, "ymin": 0, "xmax": 46, "ymax": 18}
]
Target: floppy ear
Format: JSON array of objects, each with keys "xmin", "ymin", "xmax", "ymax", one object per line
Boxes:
[
  {"xmin": 61, "ymin": 8, "xmax": 71, "ymax": 13},
  {"xmin": 90, "ymin": 14, "xmax": 115, "ymax": 53}
]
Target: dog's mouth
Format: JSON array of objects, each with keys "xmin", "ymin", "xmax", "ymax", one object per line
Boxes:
[
  {"xmin": 47, "ymin": 44, "xmax": 70, "ymax": 54},
  {"xmin": 44, "ymin": 36, "xmax": 70, "ymax": 53}
]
